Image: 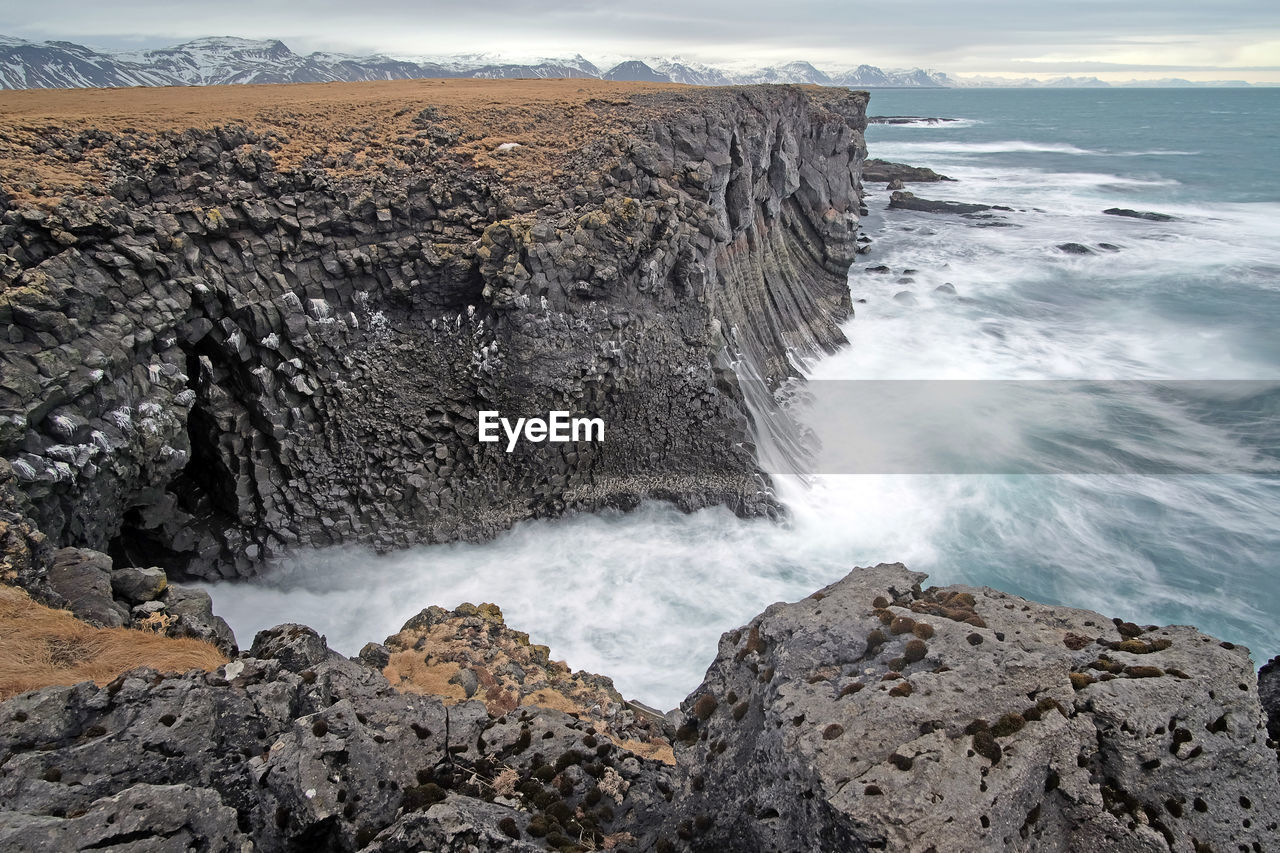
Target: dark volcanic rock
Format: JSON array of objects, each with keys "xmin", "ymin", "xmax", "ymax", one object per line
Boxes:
[
  {"xmin": 1103, "ymin": 207, "xmax": 1176, "ymax": 222},
  {"xmin": 889, "ymin": 190, "xmax": 994, "ymax": 215},
  {"xmin": 0, "ymin": 460, "xmax": 59, "ymax": 606},
  {"xmin": 868, "ymin": 116, "xmax": 961, "ymax": 126},
  {"xmin": 862, "ymin": 158, "xmax": 954, "ymax": 183},
  {"xmin": 46, "ymin": 547, "xmax": 127, "ymax": 627},
  {"xmin": 0, "ymin": 565, "xmax": 1276, "ymax": 851},
  {"xmin": 160, "ymin": 583, "xmax": 238, "ymax": 654},
  {"xmin": 0, "ymin": 782, "xmax": 244, "ymax": 852},
  {"xmin": 110, "ymin": 564, "xmax": 167, "ymax": 603},
  {"xmin": 0, "ymin": 86, "xmax": 868, "ymax": 581},
  {"xmin": 1056, "ymin": 242, "xmax": 1094, "ymax": 255},
  {"xmin": 1260, "ymin": 655, "xmax": 1280, "ymax": 744},
  {"xmin": 0, "ymin": 623, "xmax": 676, "ymax": 852},
  {"xmin": 667, "ymin": 563, "xmax": 1279, "ymax": 852}
]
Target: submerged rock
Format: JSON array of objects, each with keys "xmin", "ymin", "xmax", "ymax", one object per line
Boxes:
[
  {"xmin": 863, "ymin": 158, "xmax": 955, "ymax": 184},
  {"xmin": 889, "ymin": 191, "xmax": 996, "ymax": 215},
  {"xmin": 868, "ymin": 117, "xmax": 963, "ymax": 126},
  {"xmin": 1103, "ymin": 208, "xmax": 1177, "ymax": 222}
]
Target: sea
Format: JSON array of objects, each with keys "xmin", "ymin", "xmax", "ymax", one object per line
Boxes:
[{"xmin": 207, "ymin": 88, "xmax": 1280, "ymax": 711}]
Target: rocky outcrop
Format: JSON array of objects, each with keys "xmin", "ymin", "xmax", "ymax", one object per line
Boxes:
[
  {"xmin": 379, "ymin": 602, "xmax": 672, "ymax": 763},
  {"xmin": 1261, "ymin": 656, "xmax": 1280, "ymax": 745},
  {"xmin": 43, "ymin": 543, "xmax": 236, "ymax": 652},
  {"xmin": 0, "ymin": 82, "xmax": 866, "ymax": 581},
  {"xmin": 0, "ymin": 459, "xmax": 55, "ymax": 604},
  {"xmin": 888, "ymin": 190, "xmax": 1006, "ymax": 215},
  {"xmin": 1103, "ymin": 208, "xmax": 1176, "ymax": 222},
  {"xmin": 0, "ymin": 622, "xmax": 678, "ymax": 852},
  {"xmin": 861, "ymin": 158, "xmax": 953, "ymax": 184},
  {"xmin": 668, "ymin": 564, "xmax": 1279, "ymax": 852},
  {"xmin": 2, "ymin": 563, "xmax": 1276, "ymax": 852}
]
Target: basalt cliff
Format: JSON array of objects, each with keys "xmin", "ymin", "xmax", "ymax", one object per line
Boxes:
[{"xmin": 0, "ymin": 79, "xmax": 863, "ymax": 581}]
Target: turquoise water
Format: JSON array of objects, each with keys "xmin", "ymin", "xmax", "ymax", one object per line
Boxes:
[
  {"xmin": 831, "ymin": 87, "xmax": 1280, "ymax": 664},
  {"xmin": 209, "ymin": 89, "xmax": 1280, "ymax": 710},
  {"xmin": 868, "ymin": 88, "xmax": 1280, "ymax": 204}
]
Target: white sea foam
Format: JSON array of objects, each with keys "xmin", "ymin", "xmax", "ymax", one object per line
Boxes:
[{"xmin": 880, "ymin": 140, "xmax": 1099, "ymax": 156}]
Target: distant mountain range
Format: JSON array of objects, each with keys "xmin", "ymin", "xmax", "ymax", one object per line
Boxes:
[{"xmin": 0, "ymin": 35, "xmax": 1267, "ymax": 90}]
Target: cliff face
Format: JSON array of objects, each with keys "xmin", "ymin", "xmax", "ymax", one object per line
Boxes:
[{"xmin": 0, "ymin": 80, "xmax": 865, "ymax": 580}]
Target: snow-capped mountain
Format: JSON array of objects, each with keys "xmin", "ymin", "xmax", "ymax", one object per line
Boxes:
[
  {"xmin": 646, "ymin": 58, "xmax": 736, "ymax": 86},
  {"xmin": 602, "ymin": 60, "xmax": 670, "ymax": 82},
  {"xmin": 0, "ymin": 35, "xmax": 962, "ymax": 91},
  {"xmin": 0, "ymin": 37, "xmax": 605, "ymax": 89},
  {"xmin": 0, "ymin": 35, "xmax": 1264, "ymax": 91}
]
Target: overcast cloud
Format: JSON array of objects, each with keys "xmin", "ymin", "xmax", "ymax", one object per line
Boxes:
[{"xmin": 3, "ymin": 0, "xmax": 1278, "ymax": 81}]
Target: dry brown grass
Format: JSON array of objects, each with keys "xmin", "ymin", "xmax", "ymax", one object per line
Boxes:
[
  {"xmin": 0, "ymin": 583, "xmax": 227, "ymax": 700},
  {"xmin": 608, "ymin": 736, "xmax": 676, "ymax": 765},
  {"xmin": 0, "ymin": 78, "xmax": 688, "ymax": 204},
  {"xmin": 382, "ymin": 649, "xmax": 467, "ymax": 702}
]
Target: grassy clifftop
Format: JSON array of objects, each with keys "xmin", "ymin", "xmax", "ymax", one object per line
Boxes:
[{"xmin": 0, "ymin": 77, "xmax": 750, "ymax": 205}]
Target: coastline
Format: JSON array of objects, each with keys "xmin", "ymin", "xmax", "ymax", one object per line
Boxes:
[{"xmin": 1, "ymin": 80, "xmax": 1278, "ymax": 850}]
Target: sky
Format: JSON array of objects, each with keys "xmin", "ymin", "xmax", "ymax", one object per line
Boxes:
[{"xmin": 2, "ymin": 0, "xmax": 1279, "ymax": 82}]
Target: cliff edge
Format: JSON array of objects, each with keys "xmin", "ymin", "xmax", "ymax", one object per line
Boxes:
[{"xmin": 0, "ymin": 79, "xmax": 865, "ymax": 580}]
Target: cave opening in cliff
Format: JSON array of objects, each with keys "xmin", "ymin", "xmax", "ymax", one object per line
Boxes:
[{"xmin": 107, "ymin": 346, "xmax": 248, "ymax": 577}]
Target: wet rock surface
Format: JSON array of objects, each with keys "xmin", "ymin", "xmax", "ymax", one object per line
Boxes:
[
  {"xmin": 862, "ymin": 158, "xmax": 954, "ymax": 184},
  {"xmin": 0, "ymin": 84, "xmax": 866, "ymax": 581},
  {"xmin": 868, "ymin": 116, "xmax": 962, "ymax": 126},
  {"xmin": 1103, "ymin": 207, "xmax": 1177, "ymax": 222},
  {"xmin": 888, "ymin": 190, "xmax": 1004, "ymax": 215}
]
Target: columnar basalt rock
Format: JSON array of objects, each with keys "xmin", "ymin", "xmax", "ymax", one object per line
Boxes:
[{"xmin": 0, "ymin": 82, "xmax": 866, "ymax": 580}]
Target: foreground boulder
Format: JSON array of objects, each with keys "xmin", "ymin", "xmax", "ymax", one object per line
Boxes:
[{"xmin": 668, "ymin": 563, "xmax": 1278, "ymax": 852}]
